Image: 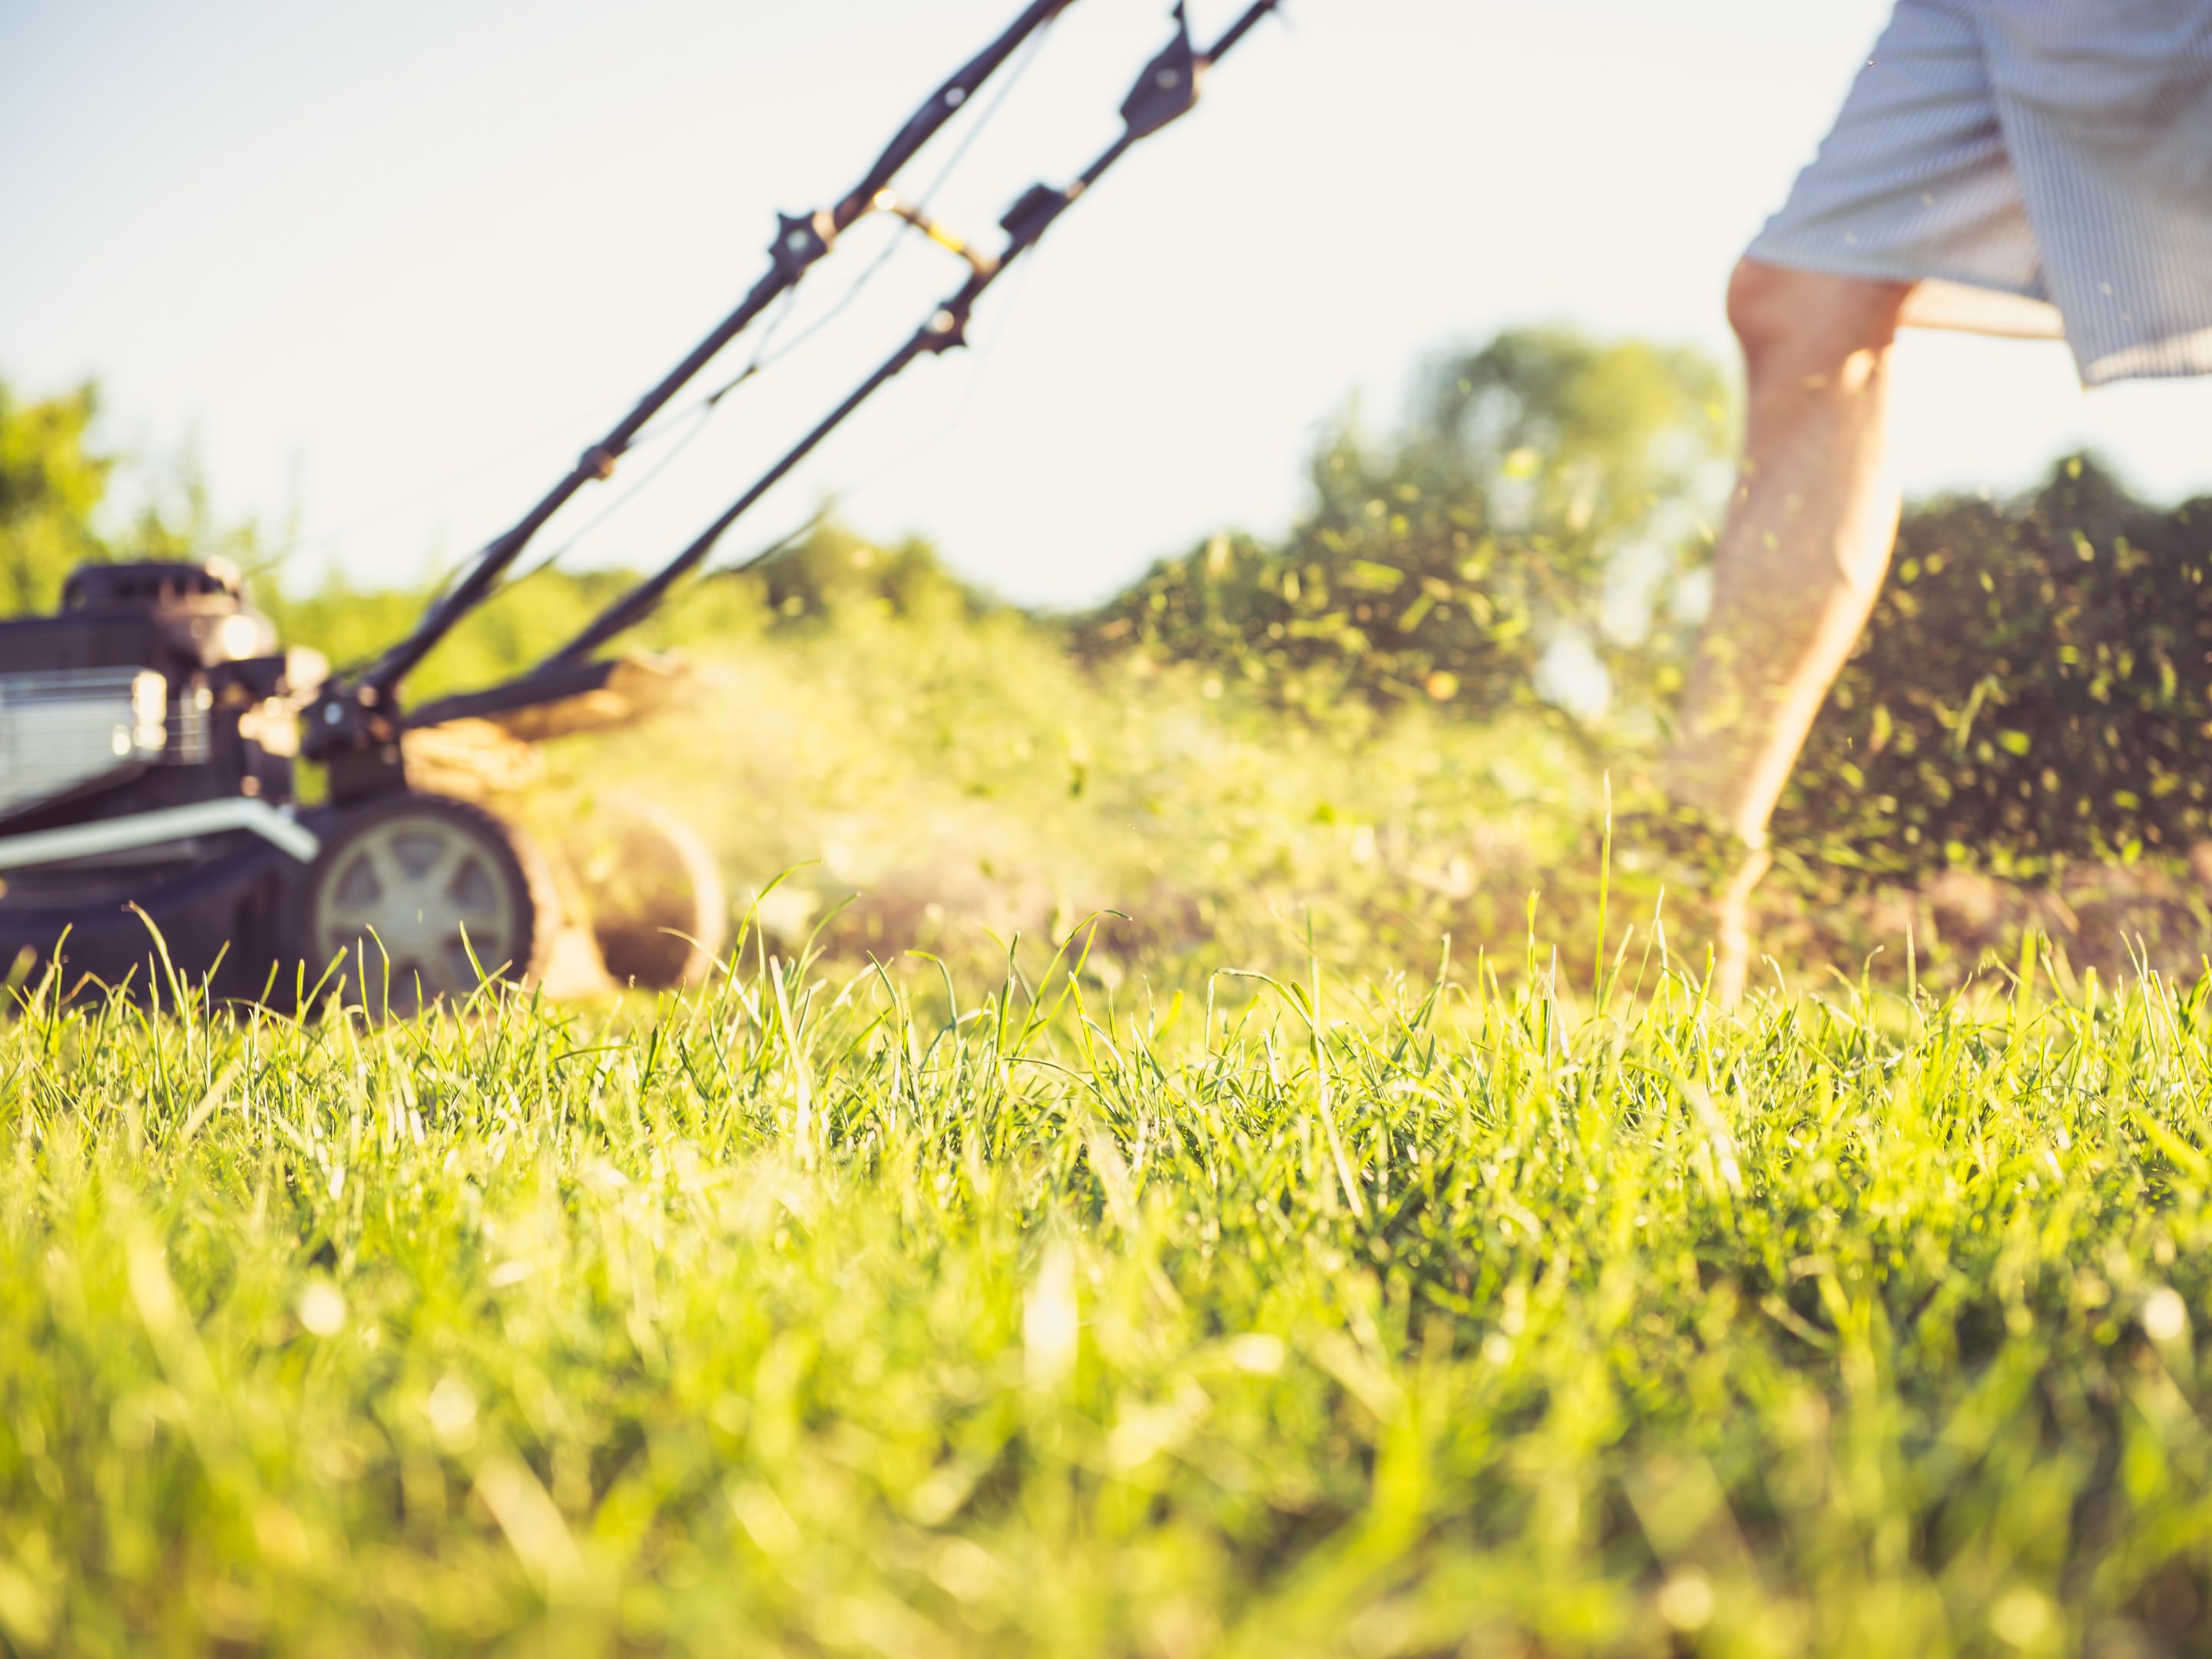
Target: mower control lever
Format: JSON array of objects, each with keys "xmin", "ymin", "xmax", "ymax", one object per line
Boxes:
[
  {"xmin": 1119, "ymin": 4, "xmax": 1202, "ymax": 139},
  {"xmin": 770, "ymin": 210, "xmax": 838, "ymax": 283}
]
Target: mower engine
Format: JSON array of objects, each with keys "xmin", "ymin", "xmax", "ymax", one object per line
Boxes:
[
  {"xmin": 0, "ymin": 561, "xmax": 299, "ymax": 820},
  {"xmin": 0, "ymin": 560, "xmax": 320, "ymax": 998}
]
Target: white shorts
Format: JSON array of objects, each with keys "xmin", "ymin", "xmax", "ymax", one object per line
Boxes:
[{"xmin": 1747, "ymin": 0, "xmax": 2212, "ymax": 386}]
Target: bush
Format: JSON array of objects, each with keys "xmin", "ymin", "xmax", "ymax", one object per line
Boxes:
[{"xmin": 1778, "ymin": 457, "xmax": 2212, "ymax": 879}]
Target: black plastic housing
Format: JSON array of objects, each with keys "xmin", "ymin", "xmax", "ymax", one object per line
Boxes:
[
  {"xmin": 0, "ymin": 560, "xmax": 300, "ymax": 835},
  {"xmin": 1, "ymin": 560, "xmax": 313, "ymax": 1000}
]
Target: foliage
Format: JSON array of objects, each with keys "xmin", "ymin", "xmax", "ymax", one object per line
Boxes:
[
  {"xmin": 112, "ymin": 435, "xmax": 283, "ymax": 581},
  {"xmin": 1074, "ymin": 329, "xmax": 1730, "ymax": 727},
  {"xmin": 0, "ymin": 380, "xmax": 110, "ymax": 615},
  {"xmin": 6, "ymin": 939, "xmax": 2212, "ymax": 1653},
  {"xmin": 266, "ymin": 566, "xmax": 677, "ymax": 698},
  {"xmin": 1781, "ymin": 458, "xmax": 2212, "ymax": 880},
  {"xmin": 0, "ymin": 373, "xmax": 278, "ymax": 617},
  {"xmin": 264, "ymin": 521, "xmax": 995, "ymax": 704},
  {"xmin": 746, "ymin": 518, "xmax": 1003, "ymax": 628}
]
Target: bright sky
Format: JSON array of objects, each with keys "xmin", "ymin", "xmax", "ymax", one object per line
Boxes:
[{"xmin": 5, "ymin": 0, "xmax": 2209, "ymax": 611}]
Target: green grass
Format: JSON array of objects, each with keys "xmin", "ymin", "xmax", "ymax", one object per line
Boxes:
[
  {"xmin": 8, "ymin": 604, "xmax": 2212, "ymax": 1656},
  {"xmin": 5, "ymin": 924, "xmax": 2212, "ymax": 1656}
]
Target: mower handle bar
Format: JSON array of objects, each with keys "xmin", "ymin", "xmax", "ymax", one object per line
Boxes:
[
  {"xmin": 350, "ymin": 0, "xmax": 1077, "ymax": 703},
  {"xmin": 548, "ymin": 0, "xmax": 1283, "ymax": 667}
]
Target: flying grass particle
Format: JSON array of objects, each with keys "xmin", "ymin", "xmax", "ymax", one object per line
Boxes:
[
  {"xmin": 1989, "ymin": 1586, "xmax": 2054, "ymax": 1647},
  {"xmin": 2143, "ymin": 1286, "xmax": 2189, "ymax": 1343},
  {"xmin": 424, "ymin": 1376, "xmax": 478, "ymax": 1449},
  {"xmin": 1655, "ymin": 1571, "xmax": 1715, "ymax": 1632},
  {"xmin": 1024, "ymin": 1241, "xmax": 1079, "ymax": 1392},
  {"xmin": 296, "ymin": 1280, "xmax": 346, "ymax": 1337}
]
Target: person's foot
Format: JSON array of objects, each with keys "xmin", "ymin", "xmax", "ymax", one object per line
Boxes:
[
  {"xmin": 1707, "ymin": 843, "xmax": 1773, "ymax": 1008},
  {"xmin": 1603, "ymin": 795, "xmax": 1773, "ymax": 1008}
]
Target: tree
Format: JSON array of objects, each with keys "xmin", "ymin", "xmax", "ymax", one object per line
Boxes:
[
  {"xmin": 0, "ymin": 378, "xmax": 111, "ymax": 615},
  {"xmin": 1, "ymin": 374, "xmax": 291, "ymax": 624},
  {"xmin": 1075, "ymin": 328, "xmax": 1731, "ymax": 725}
]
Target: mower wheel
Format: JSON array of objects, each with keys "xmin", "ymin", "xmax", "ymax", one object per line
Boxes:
[
  {"xmin": 299, "ymin": 793, "xmax": 555, "ymax": 1014},
  {"xmin": 566, "ymin": 803, "xmax": 728, "ymax": 989}
]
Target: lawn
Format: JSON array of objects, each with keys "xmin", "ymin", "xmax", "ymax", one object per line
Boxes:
[
  {"xmin": 12, "ymin": 237, "xmax": 2212, "ymax": 1657},
  {"xmin": 5, "ymin": 918, "xmax": 2211, "ymax": 1655}
]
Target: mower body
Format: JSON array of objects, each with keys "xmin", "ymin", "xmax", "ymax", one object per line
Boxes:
[
  {"xmin": 0, "ymin": 561, "xmax": 323, "ymax": 998},
  {"xmin": 2, "ymin": 559, "xmax": 720, "ymax": 1009}
]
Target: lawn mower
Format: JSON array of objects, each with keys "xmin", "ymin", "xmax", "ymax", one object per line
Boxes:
[{"xmin": 0, "ymin": 0, "xmax": 1280, "ymax": 1011}]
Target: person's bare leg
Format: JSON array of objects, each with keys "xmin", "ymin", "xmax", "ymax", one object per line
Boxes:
[{"xmin": 1665, "ymin": 259, "xmax": 1916, "ymax": 1000}]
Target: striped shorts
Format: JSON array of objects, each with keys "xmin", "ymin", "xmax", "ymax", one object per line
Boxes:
[{"xmin": 1748, "ymin": 0, "xmax": 2212, "ymax": 386}]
